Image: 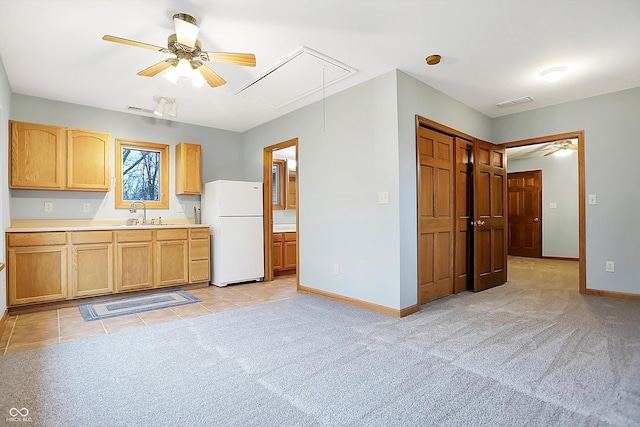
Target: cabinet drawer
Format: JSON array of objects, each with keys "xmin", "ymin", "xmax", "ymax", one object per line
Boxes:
[
  {"xmin": 284, "ymin": 232, "xmax": 297, "ymax": 242},
  {"xmin": 71, "ymin": 231, "xmax": 113, "ymax": 244},
  {"xmin": 272, "ymin": 232, "xmax": 284, "ymax": 242},
  {"xmin": 156, "ymin": 228, "xmax": 188, "ymax": 241},
  {"xmin": 190, "ymin": 239, "xmax": 210, "ymax": 260},
  {"xmin": 116, "ymin": 230, "xmax": 153, "ymax": 243},
  {"xmin": 190, "ymin": 228, "xmax": 209, "ymax": 239},
  {"xmin": 8, "ymin": 232, "xmax": 67, "ymax": 247},
  {"xmin": 190, "ymin": 259, "xmax": 210, "ymax": 283}
]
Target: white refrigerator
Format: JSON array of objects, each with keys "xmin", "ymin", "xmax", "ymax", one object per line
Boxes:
[{"xmin": 201, "ymin": 180, "xmax": 264, "ymax": 287}]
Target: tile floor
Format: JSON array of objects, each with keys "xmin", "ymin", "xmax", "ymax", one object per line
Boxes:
[{"xmin": 0, "ymin": 274, "xmax": 298, "ymax": 356}]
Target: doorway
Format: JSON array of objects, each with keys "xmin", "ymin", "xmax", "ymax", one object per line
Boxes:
[
  {"xmin": 503, "ymin": 132, "xmax": 585, "ymax": 294},
  {"xmin": 262, "ymin": 138, "xmax": 299, "ymax": 286}
]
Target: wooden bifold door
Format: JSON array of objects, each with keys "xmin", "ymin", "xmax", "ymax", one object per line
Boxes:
[{"xmin": 417, "ymin": 120, "xmax": 507, "ymax": 304}]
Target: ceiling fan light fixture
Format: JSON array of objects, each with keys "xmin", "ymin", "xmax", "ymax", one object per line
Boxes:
[
  {"xmin": 554, "ymin": 148, "xmax": 572, "ymax": 157},
  {"xmin": 163, "ymin": 66, "xmax": 179, "ymax": 84},
  {"xmin": 176, "ymin": 58, "xmax": 192, "ymax": 79},
  {"xmin": 425, "ymin": 54, "xmax": 441, "ymax": 66},
  {"xmin": 191, "ymin": 69, "xmax": 206, "ymax": 87},
  {"xmin": 541, "ymin": 66, "xmax": 567, "ymax": 83},
  {"xmin": 173, "ymin": 14, "xmax": 199, "ymax": 48}
]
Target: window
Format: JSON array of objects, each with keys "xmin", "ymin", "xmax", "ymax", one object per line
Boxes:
[
  {"xmin": 272, "ymin": 159, "xmax": 285, "ymax": 210},
  {"xmin": 115, "ymin": 139, "xmax": 169, "ymax": 209}
]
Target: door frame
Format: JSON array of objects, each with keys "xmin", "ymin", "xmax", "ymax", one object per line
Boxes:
[
  {"xmin": 502, "ymin": 131, "xmax": 586, "ymax": 294},
  {"xmin": 262, "ymin": 138, "xmax": 299, "ymax": 286}
]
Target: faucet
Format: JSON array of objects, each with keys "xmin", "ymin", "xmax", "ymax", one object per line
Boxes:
[{"xmin": 129, "ymin": 201, "xmax": 147, "ymax": 225}]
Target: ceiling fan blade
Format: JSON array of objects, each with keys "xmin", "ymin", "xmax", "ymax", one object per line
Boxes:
[
  {"xmin": 544, "ymin": 148, "xmax": 560, "ymax": 156},
  {"xmin": 137, "ymin": 60, "xmax": 175, "ymax": 77},
  {"xmin": 200, "ymin": 52, "xmax": 256, "ymax": 67},
  {"xmin": 197, "ymin": 64, "xmax": 226, "ymax": 88},
  {"xmin": 173, "ymin": 13, "xmax": 199, "ymax": 48},
  {"xmin": 102, "ymin": 35, "xmax": 168, "ymax": 53}
]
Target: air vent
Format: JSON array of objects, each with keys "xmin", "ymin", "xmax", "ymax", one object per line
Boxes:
[
  {"xmin": 496, "ymin": 96, "xmax": 534, "ymax": 108},
  {"xmin": 126, "ymin": 106, "xmax": 155, "ymax": 114},
  {"xmin": 234, "ymin": 46, "xmax": 357, "ymax": 108}
]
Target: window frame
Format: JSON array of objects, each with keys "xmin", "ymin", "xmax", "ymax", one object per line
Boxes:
[{"xmin": 115, "ymin": 139, "xmax": 169, "ymax": 209}]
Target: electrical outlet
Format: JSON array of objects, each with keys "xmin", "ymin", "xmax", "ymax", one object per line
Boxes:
[
  {"xmin": 196, "ymin": 203, "xmax": 201, "ymax": 210},
  {"xmin": 83, "ymin": 203, "xmax": 91, "ymax": 213},
  {"xmin": 177, "ymin": 204, "xmax": 185, "ymax": 213},
  {"xmin": 378, "ymin": 191, "xmax": 389, "ymax": 204},
  {"xmin": 333, "ymin": 264, "xmax": 339, "ymax": 275},
  {"xmin": 44, "ymin": 201, "xmax": 53, "ymax": 212},
  {"xmin": 605, "ymin": 261, "xmax": 615, "ymax": 273}
]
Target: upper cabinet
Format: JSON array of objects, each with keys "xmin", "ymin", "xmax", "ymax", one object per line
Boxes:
[
  {"xmin": 175, "ymin": 142, "xmax": 202, "ymax": 195},
  {"xmin": 286, "ymin": 159, "xmax": 297, "ymax": 210},
  {"xmin": 67, "ymin": 129, "xmax": 111, "ymax": 191},
  {"xmin": 10, "ymin": 121, "xmax": 65, "ymax": 190},
  {"xmin": 10, "ymin": 121, "xmax": 111, "ymax": 192}
]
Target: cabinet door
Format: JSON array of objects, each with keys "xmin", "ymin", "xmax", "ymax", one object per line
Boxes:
[
  {"xmin": 10, "ymin": 121, "xmax": 65, "ymax": 190},
  {"xmin": 67, "ymin": 130, "xmax": 111, "ymax": 191},
  {"xmin": 272, "ymin": 240, "xmax": 284, "ymax": 271},
  {"xmin": 283, "ymin": 240, "xmax": 297, "ymax": 270},
  {"xmin": 8, "ymin": 246, "xmax": 67, "ymax": 305},
  {"xmin": 156, "ymin": 240, "xmax": 189, "ymax": 287},
  {"xmin": 71, "ymin": 243, "xmax": 113, "ymax": 297},
  {"xmin": 176, "ymin": 142, "xmax": 202, "ymax": 195},
  {"xmin": 116, "ymin": 242, "xmax": 154, "ymax": 292}
]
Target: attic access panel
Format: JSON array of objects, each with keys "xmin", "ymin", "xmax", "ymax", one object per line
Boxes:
[{"xmin": 234, "ymin": 47, "xmax": 357, "ymax": 108}]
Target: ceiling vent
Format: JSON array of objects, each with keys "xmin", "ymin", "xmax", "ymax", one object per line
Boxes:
[
  {"xmin": 126, "ymin": 105, "xmax": 155, "ymax": 115},
  {"xmin": 496, "ymin": 96, "xmax": 534, "ymax": 108},
  {"xmin": 234, "ymin": 46, "xmax": 357, "ymax": 108}
]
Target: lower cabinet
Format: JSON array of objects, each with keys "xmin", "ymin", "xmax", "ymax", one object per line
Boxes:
[
  {"xmin": 272, "ymin": 232, "xmax": 297, "ymax": 274},
  {"xmin": 115, "ymin": 230, "xmax": 154, "ymax": 292},
  {"xmin": 8, "ymin": 243, "xmax": 68, "ymax": 306},
  {"xmin": 155, "ymin": 229, "xmax": 189, "ymax": 287},
  {"xmin": 189, "ymin": 228, "xmax": 210, "ymax": 283},
  {"xmin": 70, "ymin": 231, "xmax": 113, "ymax": 298},
  {"xmin": 6, "ymin": 227, "xmax": 210, "ymax": 307}
]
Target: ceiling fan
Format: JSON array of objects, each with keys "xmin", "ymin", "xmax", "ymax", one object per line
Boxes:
[
  {"xmin": 544, "ymin": 139, "xmax": 578, "ymax": 157},
  {"xmin": 102, "ymin": 13, "xmax": 256, "ymax": 88}
]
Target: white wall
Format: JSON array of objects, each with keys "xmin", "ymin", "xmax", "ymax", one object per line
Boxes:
[
  {"xmin": 396, "ymin": 70, "xmax": 493, "ymax": 307},
  {"xmin": 243, "ymin": 71, "xmax": 403, "ymax": 309},
  {"xmin": 507, "ymin": 154, "xmax": 579, "ymax": 258},
  {"xmin": 0, "ymin": 55, "xmax": 12, "ymax": 316},
  {"xmin": 10, "ymin": 94, "xmax": 245, "ymax": 222},
  {"xmin": 493, "ymin": 87, "xmax": 640, "ymax": 295}
]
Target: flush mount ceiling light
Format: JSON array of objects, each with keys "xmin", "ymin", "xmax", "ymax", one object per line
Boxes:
[
  {"xmin": 153, "ymin": 96, "xmax": 178, "ymax": 118},
  {"xmin": 540, "ymin": 66, "xmax": 567, "ymax": 83},
  {"xmin": 425, "ymin": 54, "xmax": 441, "ymax": 65}
]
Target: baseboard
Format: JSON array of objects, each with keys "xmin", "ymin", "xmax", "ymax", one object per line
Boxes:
[
  {"xmin": 542, "ymin": 256, "xmax": 579, "ymax": 261},
  {"xmin": 0, "ymin": 309, "xmax": 8, "ymax": 338},
  {"xmin": 298, "ymin": 285, "xmax": 419, "ymax": 318},
  {"xmin": 586, "ymin": 289, "xmax": 640, "ymax": 301}
]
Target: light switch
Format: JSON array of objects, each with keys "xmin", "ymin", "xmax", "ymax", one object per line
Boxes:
[
  {"xmin": 83, "ymin": 203, "xmax": 91, "ymax": 213},
  {"xmin": 588, "ymin": 194, "xmax": 597, "ymax": 205},
  {"xmin": 44, "ymin": 201, "xmax": 53, "ymax": 212},
  {"xmin": 549, "ymin": 202, "xmax": 557, "ymax": 209},
  {"xmin": 378, "ymin": 192, "xmax": 389, "ymax": 204}
]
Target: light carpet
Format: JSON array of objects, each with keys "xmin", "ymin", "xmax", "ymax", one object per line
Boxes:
[{"xmin": 0, "ymin": 257, "xmax": 639, "ymax": 426}]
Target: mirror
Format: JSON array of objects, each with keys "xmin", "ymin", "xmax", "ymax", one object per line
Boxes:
[{"xmin": 272, "ymin": 148, "xmax": 296, "ymax": 210}]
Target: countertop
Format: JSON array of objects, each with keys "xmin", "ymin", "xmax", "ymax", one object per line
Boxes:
[{"xmin": 6, "ymin": 219, "xmax": 210, "ymax": 233}]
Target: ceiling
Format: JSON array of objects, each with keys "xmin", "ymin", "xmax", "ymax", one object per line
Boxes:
[
  {"xmin": 506, "ymin": 139, "xmax": 577, "ymax": 160},
  {"xmin": 1, "ymin": 1, "xmax": 639, "ymax": 133}
]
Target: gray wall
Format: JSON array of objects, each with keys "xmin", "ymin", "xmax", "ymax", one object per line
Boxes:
[
  {"xmin": 396, "ymin": 70, "xmax": 493, "ymax": 307},
  {"xmin": 244, "ymin": 71, "xmax": 403, "ymax": 309},
  {"xmin": 0, "ymin": 56, "xmax": 11, "ymax": 316},
  {"xmin": 493, "ymin": 87, "xmax": 640, "ymax": 295},
  {"xmin": 507, "ymin": 154, "xmax": 579, "ymax": 258},
  {"xmin": 10, "ymin": 94, "xmax": 245, "ymax": 222}
]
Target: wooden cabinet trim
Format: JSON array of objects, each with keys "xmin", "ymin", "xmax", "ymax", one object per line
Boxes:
[
  {"xmin": 70, "ymin": 231, "xmax": 113, "ymax": 244},
  {"xmin": 116, "ymin": 230, "xmax": 153, "ymax": 243},
  {"xmin": 156, "ymin": 229, "xmax": 188, "ymax": 241}
]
